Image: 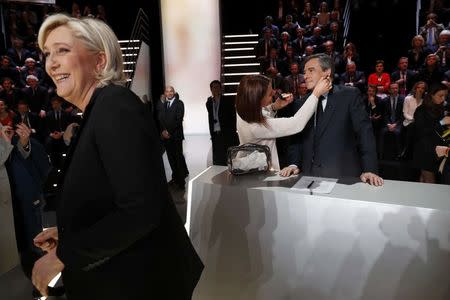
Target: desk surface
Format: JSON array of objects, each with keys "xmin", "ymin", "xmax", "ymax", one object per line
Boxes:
[{"xmin": 193, "ymin": 166, "xmax": 450, "ymax": 211}]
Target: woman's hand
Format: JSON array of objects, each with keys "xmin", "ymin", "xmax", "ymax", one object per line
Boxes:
[
  {"xmin": 0, "ymin": 125, "xmax": 14, "ymax": 143},
  {"xmin": 34, "ymin": 227, "xmax": 59, "ymax": 252},
  {"xmin": 442, "ymin": 116, "xmax": 450, "ymax": 126},
  {"xmin": 435, "ymin": 145, "xmax": 449, "ymax": 158},
  {"xmin": 312, "ymin": 76, "xmax": 332, "ymax": 98},
  {"xmin": 272, "ymin": 93, "xmax": 293, "ymax": 110},
  {"xmin": 32, "ymin": 247, "xmax": 64, "ymax": 297},
  {"xmin": 15, "ymin": 123, "xmax": 31, "ymax": 147}
]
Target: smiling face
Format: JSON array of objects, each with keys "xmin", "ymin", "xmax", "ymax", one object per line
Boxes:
[{"xmin": 43, "ymin": 25, "xmax": 100, "ymax": 106}]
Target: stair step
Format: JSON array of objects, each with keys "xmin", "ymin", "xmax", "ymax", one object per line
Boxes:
[
  {"xmin": 223, "ymin": 48, "xmax": 256, "ymax": 56},
  {"xmin": 223, "ymin": 65, "xmax": 260, "ymax": 73},
  {"xmin": 221, "ymin": 33, "xmax": 262, "ymax": 95},
  {"xmin": 223, "ymin": 34, "xmax": 259, "ymax": 43}
]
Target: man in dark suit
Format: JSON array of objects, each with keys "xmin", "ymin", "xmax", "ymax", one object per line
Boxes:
[
  {"xmin": 206, "ymin": 80, "xmax": 238, "ymax": 166},
  {"xmin": 280, "ymin": 54, "xmax": 383, "ymax": 186},
  {"xmin": 379, "ymin": 83, "xmax": 405, "ymax": 159},
  {"xmin": 339, "ymin": 61, "xmax": 366, "ymax": 93},
  {"xmin": 390, "ymin": 57, "xmax": 417, "ymax": 97},
  {"xmin": 44, "ymin": 96, "xmax": 72, "ymax": 166},
  {"xmin": 255, "ymin": 28, "xmax": 279, "ymax": 62},
  {"xmin": 159, "ymin": 86, "xmax": 189, "ymax": 189}
]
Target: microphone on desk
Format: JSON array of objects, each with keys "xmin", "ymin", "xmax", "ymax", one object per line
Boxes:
[{"xmin": 307, "ymin": 180, "xmax": 315, "ymax": 195}]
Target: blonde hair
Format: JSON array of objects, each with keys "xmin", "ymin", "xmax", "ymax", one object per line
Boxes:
[{"xmin": 38, "ymin": 13, "xmax": 126, "ymax": 87}]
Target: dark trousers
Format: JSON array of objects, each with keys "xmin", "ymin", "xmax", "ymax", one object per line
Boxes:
[
  {"xmin": 212, "ymin": 131, "xmax": 227, "ymax": 166},
  {"xmin": 44, "ymin": 137, "xmax": 67, "ymax": 167},
  {"xmin": 379, "ymin": 125, "xmax": 402, "ymax": 159},
  {"xmin": 165, "ymin": 138, "xmax": 188, "ymax": 186}
]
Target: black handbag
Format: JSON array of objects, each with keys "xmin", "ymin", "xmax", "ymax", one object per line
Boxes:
[{"xmin": 227, "ymin": 143, "xmax": 271, "ymax": 175}]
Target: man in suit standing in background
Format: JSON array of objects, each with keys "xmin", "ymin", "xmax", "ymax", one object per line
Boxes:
[
  {"xmin": 160, "ymin": 86, "xmax": 189, "ymax": 189},
  {"xmin": 280, "ymin": 54, "xmax": 383, "ymax": 186},
  {"xmin": 206, "ymin": 80, "xmax": 238, "ymax": 166}
]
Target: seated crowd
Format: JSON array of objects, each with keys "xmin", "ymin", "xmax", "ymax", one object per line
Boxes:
[{"xmin": 252, "ymin": 1, "xmax": 450, "ymax": 184}]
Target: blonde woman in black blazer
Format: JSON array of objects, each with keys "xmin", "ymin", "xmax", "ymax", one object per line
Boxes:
[{"xmin": 31, "ymin": 14, "xmax": 203, "ymax": 299}]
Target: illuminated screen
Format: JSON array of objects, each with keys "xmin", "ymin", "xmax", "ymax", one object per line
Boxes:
[{"xmin": 160, "ymin": 0, "xmax": 221, "ymax": 134}]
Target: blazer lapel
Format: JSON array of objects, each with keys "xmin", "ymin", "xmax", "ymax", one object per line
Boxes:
[{"xmin": 315, "ymin": 90, "xmax": 337, "ymax": 140}]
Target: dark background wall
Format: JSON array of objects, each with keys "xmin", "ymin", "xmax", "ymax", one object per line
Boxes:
[
  {"xmin": 220, "ymin": 0, "xmax": 431, "ymax": 75},
  {"xmin": 348, "ymin": 0, "xmax": 418, "ymax": 74}
]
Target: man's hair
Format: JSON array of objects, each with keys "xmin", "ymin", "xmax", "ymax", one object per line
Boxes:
[
  {"xmin": 304, "ymin": 53, "xmax": 334, "ymax": 76},
  {"xmin": 210, "ymin": 80, "xmax": 221, "ymax": 89},
  {"xmin": 38, "ymin": 13, "xmax": 126, "ymax": 87}
]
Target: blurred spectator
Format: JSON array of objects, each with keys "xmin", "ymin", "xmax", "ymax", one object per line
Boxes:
[
  {"xmin": 407, "ymin": 35, "xmax": 428, "ymax": 72},
  {"xmin": 419, "ymin": 13, "xmax": 445, "ymax": 48},
  {"xmin": 0, "ymin": 100, "xmax": 15, "ymax": 126},
  {"xmin": 262, "ymin": 15, "xmax": 280, "ymax": 39},
  {"xmin": 390, "ymin": 57, "xmax": 416, "ymax": 97},
  {"xmin": 368, "ymin": 60, "xmax": 391, "ymax": 94},
  {"xmin": 339, "ymin": 61, "xmax": 366, "ymax": 93},
  {"xmin": 379, "ymin": 83, "xmax": 404, "ymax": 159},
  {"xmin": 0, "ymin": 77, "xmax": 23, "ymax": 110},
  {"xmin": 0, "ymin": 55, "xmax": 21, "ymax": 86},
  {"xmin": 412, "ymin": 82, "xmax": 450, "ymax": 183},
  {"xmin": 206, "ymin": 80, "xmax": 239, "ymax": 166}
]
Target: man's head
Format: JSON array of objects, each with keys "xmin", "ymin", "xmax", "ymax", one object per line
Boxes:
[
  {"xmin": 17, "ymin": 100, "xmax": 29, "ymax": 114},
  {"xmin": 210, "ymin": 80, "xmax": 222, "ymax": 97},
  {"xmin": 290, "ymin": 63, "xmax": 300, "ymax": 75},
  {"xmin": 51, "ymin": 96, "xmax": 63, "ymax": 110},
  {"xmin": 346, "ymin": 61, "xmax": 357, "ymax": 74},
  {"xmin": 303, "ymin": 53, "xmax": 332, "ymax": 90},
  {"xmin": 297, "ymin": 82, "xmax": 308, "ymax": 96},
  {"xmin": 397, "ymin": 57, "xmax": 408, "ymax": 71},
  {"xmin": 26, "ymin": 75, "xmax": 39, "ymax": 88},
  {"xmin": 389, "ymin": 83, "xmax": 399, "ymax": 96},
  {"xmin": 164, "ymin": 86, "xmax": 175, "ymax": 99}
]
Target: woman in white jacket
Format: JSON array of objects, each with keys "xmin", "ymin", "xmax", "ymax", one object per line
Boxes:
[{"xmin": 235, "ymin": 74, "xmax": 331, "ymax": 170}]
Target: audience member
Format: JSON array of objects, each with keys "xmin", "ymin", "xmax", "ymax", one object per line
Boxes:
[
  {"xmin": 412, "ymin": 82, "xmax": 450, "ymax": 183},
  {"xmin": 206, "ymin": 80, "xmax": 238, "ymax": 166},
  {"xmin": 159, "ymin": 86, "xmax": 189, "ymax": 189},
  {"xmin": 379, "ymin": 83, "xmax": 404, "ymax": 159}
]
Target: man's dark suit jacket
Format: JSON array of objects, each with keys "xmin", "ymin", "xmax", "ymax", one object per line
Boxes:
[
  {"xmin": 45, "ymin": 109, "xmax": 72, "ymax": 135},
  {"xmin": 206, "ymin": 95, "xmax": 238, "ymax": 144},
  {"xmin": 390, "ymin": 69, "xmax": 416, "ymax": 94},
  {"xmin": 288, "ymin": 85, "xmax": 378, "ymax": 178},
  {"xmin": 339, "ymin": 70, "xmax": 366, "ymax": 93},
  {"xmin": 381, "ymin": 95, "xmax": 405, "ymax": 126},
  {"xmin": 159, "ymin": 96, "xmax": 185, "ymax": 140},
  {"xmin": 21, "ymin": 85, "xmax": 50, "ymax": 114},
  {"xmin": 56, "ymin": 85, "xmax": 203, "ymax": 299}
]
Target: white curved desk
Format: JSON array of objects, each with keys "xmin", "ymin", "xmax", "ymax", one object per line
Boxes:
[{"xmin": 188, "ymin": 166, "xmax": 450, "ymax": 300}]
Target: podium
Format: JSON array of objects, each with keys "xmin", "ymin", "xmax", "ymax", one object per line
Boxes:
[{"xmin": 188, "ymin": 166, "xmax": 450, "ymax": 300}]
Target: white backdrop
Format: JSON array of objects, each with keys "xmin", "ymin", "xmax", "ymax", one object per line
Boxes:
[{"xmin": 160, "ymin": 0, "xmax": 221, "ymax": 134}]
